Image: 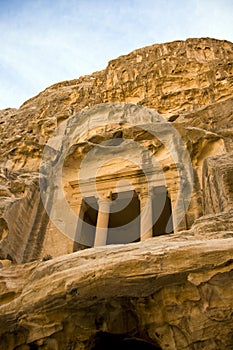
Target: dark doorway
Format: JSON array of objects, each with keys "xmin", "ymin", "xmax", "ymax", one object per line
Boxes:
[
  {"xmin": 73, "ymin": 196, "xmax": 98, "ymax": 250},
  {"xmin": 152, "ymin": 186, "xmax": 173, "ymax": 236},
  {"xmin": 107, "ymin": 190, "xmax": 140, "ymax": 244},
  {"xmin": 88, "ymin": 332, "xmax": 162, "ymax": 350}
]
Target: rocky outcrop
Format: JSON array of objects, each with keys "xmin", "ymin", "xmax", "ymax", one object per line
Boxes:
[
  {"xmin": 0, "ymin": 38, "xmax": 233, "ymax": 350},
  {"xmin": 0, "ymin": 171, "xmax": 50, "ymax": 263},
  {"xmin": 0, "ymin": 38, "xmax": 233, "ymax": 171},
  {"xmin": 0, "ymin": 233, "xmax": 233, "ymax": 350},
  {"xmin": 202, "ymin": 152, "xmax": 233, "ymax": 214}
]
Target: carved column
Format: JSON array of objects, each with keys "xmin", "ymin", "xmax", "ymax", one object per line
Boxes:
[
  {"xmin": 94, "ymin": 199, "xmax": 111, "ymax": 247},
  {"xmin": 140, "ymin": 190, "xmax": 153, "ymax": 241}
]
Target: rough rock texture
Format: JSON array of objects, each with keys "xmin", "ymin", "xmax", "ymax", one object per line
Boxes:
[
  {"xmin": 0, "ymin": 37, "xmax": 233, "ymax": 170},
  {"xmin": 0, "ymin": 37, "xmax": 233, "ymax": 349},
  {"xmin": 202, "ymin": 152, "xmax": 233, "ymax": 214},
  {"xmin": 1, "ymin": 234, "xmax": 233, "ymax": 350}
]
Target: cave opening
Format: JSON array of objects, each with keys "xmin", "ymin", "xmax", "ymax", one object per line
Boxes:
[{"xmin": 88, "ymin": 332, "xmax": 162, "ymax": 350}]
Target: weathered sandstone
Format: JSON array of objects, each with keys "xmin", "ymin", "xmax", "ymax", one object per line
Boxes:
[
  {"xmin": 0, "ymin": 38, "xmax": 233, "ymax": 171},
  {"xmin": 0, "ymin": 37, "xmax": 232, "ymax": 349},
  {"xmin": 0, "ymin": 234, "xmax": 233, "ymax": 349}
]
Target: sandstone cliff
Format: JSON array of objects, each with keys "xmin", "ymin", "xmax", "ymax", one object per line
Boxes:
[
  {"xmin": 0, "ymin": 37, "xmax": 232, "ymax": 171},
  {"xmin": 0, "ymin": 38, "xmax": 233, "ymax": 350}
]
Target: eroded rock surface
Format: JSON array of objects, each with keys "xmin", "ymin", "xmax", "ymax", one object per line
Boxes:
[
  {"xmin": 0, "ymin": 38, "xmax": 233, "ymax": 171},
  {"xmin": 0, "ymin": 37, "xmax": 233, "ymax": 349},
  {"xmin": 0, "ymin": 235, "xmax": 233, "ymax": 350}
]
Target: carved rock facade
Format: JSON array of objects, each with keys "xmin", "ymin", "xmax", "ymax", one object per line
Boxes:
[{"xmin": 0, "ymin": 38, "xmax": 233, "ymax": 349}]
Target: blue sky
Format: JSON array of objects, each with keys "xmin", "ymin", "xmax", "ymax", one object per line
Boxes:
[{"xmin": 0, "ymin": 0, "xmax": 233, "ymax": 109}]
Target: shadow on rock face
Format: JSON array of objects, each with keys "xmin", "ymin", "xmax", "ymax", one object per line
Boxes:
[{"xmin": 88, "ymin": 332, "xmax": 162, "ymax": 350}]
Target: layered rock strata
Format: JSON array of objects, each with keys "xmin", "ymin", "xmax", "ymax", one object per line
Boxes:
[
  {"xmin": 0, "ymin": 38, "xmax": 232, "ymax": 171},
  {"xmin": 0, "ymin": 37, "xmax": 232, "ymax": 349}
]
